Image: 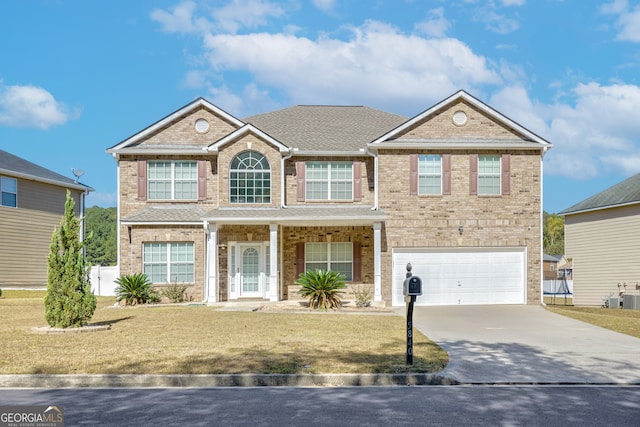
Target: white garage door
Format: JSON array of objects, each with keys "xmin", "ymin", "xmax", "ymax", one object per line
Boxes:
[{"xmin": 392, "ymin": 248, "xmax": 526, "ymax": 306}]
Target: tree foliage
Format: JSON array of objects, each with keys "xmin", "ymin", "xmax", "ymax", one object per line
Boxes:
[
  {"xmin": 85, "ymin": 206, "xmax": 117, "ymax": 266},
  {"xmin": 44, "ymin": 191, "xmax": 97, "ymax": 328},
  {"xmin": 543, "ymin": 211, "xmax": 565, "ymax": 255}
]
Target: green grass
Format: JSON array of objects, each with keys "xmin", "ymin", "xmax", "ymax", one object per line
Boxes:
[
  {"xmin": 546, "ymin": 305, "xmax": 640, "ymax": 338},
  {"xmin": 0, "ymin": 290, "xmax": 448, "ymax": 375}
]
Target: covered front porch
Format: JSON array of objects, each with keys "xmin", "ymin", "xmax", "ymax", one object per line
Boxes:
[{"xmin": 202, "ymin": 206, "xmax": 386, "ymax": 304}]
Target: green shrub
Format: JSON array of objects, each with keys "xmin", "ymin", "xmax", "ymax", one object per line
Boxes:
[
  {"xmin": 161, "ymin": 283, "xmax": 189, "ymax": 303},
  {"xmin": 0, "ymin": 288, "xmax": 3, "ymax": 298},
  {"xmin": 44, "ymin": 191, "xmax": 97, "ymax": 328},
  {"xmin": 115, "ymin": 273, "xmax": 157, "ymax": 305},
  {"xmin": 352, "ymin": 284, "xmax": 372, "ymax": 307},
  {"xmin": 296, "ymin": 269, "xmax": 347, "ymax": 311}
]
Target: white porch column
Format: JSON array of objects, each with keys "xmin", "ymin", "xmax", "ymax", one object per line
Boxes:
[
  {"xmin": 206, "ymin": 223, "xmax": 218, "ymax": 304},
  {"xmin": 269, "ymin": 224, "xmax": 278, "ymax": 302},
  {"xmin": 373, "ymin": 222, "xmax": 382, "ymax": 302}
]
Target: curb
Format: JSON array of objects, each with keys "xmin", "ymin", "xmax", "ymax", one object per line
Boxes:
[{"xmin": 0, "ymin": 373, "xmax": 458, "ymax": 388}]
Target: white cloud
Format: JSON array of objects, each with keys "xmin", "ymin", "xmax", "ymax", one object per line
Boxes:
[
  {"xmin": 312, "ymin": 0, "xmax": 336, "ymax": 13},
  {"xmin": 600, "ymin": 0, "xmax": 628, "ymax": 15},
  {"xmin": 599, "ymin": 0, "xmax": 640, "ymax": 42},
  {"xmin": 150, "ymin": 1, "xmax": 204, "ymax": 34},
  {"xmin": 152, "ymin": 0, "xmax": 285, "ymax": 34},
  {"xmin": 199, "ymin": 20, "xmax": 500, "ymax": 115},
  {"xmin": 500, "ymin": 0, "xmax": 525, "ymax": 6},
  {"xmin": 615, "ymin": 6, "xmax": 640, "ymax": 42},
  {"xmin": 415, "ymin": 7, "xmax": 450, "ymax": 38},
  {"xmin": 0, "ymin": 82, "xmax": 71, "ymax": 129},
  {"xmin": 491, "ymin": 83, "xmax": 640, "ymax": 180}
]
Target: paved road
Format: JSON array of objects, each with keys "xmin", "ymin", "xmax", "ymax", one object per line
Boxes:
[
  {"xmin": 1, "ymin": 386, "xmax": 639, "ymax": 426},
  {"xmin": 408, "ymin": 305, "xmax": 640, "ymax": 384}
]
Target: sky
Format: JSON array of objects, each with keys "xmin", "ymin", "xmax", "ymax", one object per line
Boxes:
[{"xmin": 1, "ymin": 0, "xmax": 640, "ymax": 213}]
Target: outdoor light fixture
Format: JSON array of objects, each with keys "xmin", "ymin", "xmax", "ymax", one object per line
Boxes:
[{"xmin": 458, "ymin": 225, "xmax": 464, "ymax": 235}]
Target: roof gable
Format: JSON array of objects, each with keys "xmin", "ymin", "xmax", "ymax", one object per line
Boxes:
[
  {"xmin": 206, "ymin": 124, "xmax": 290, "ymax": 153},
  {"xmin": 107, "ymin": 98, "xmax": 244, "ymax": 154},
  {"xmin": 560, "ymin": 172, "xmax": 640, "ymax": 215},
  {"xmin": 370, "ymin": 90, "xmax": 552, "ymax": 150}
]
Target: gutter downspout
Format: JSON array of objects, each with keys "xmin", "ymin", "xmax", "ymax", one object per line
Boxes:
[
  {"xmin": 111, "ymin": 152, "xmax": 121, "ymax": 279},
  {"xmin": 540, "ymin": 147, "xmax": 548, "ymax": 306}
]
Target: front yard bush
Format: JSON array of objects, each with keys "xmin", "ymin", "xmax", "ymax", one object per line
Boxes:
[
  {"xmin": 162, "ymin": 283, "xmax": 189, "ymax": 303},
  {"xmin": 115, "ymin": 273, "xmax": 158, "ymax": 305},
  {"xmin": 296, "ymin": 269, "xmax": 347, "ymax": 311}
]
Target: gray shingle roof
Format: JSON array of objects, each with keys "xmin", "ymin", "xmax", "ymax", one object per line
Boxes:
[
  {"xmin": 0, "ymin": 149, "xmax": 91, "ymax": 191},
  {"xmin": 244, "ymin": 106, "xmax": 407, "ymax": 152},
  {"xmin": 122, "ymin": 205, "xmax": 208, "ymax": 223},
  {"xmin": 122, "ymin": 204, "xmax": 385, "ymax": 224},
  {"xmin": 559, "ymin": 172, "xmax": 640, "ymax": 215}
]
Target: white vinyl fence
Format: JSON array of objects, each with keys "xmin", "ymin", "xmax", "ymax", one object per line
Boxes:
[{"xmin": 89, "ymin": 265, "xmax": 118, "ymax": 296}]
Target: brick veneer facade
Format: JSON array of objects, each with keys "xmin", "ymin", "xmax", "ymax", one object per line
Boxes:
[{"xmin": 112, "ymin": 92, "xmax": 548, "ymax": 306}]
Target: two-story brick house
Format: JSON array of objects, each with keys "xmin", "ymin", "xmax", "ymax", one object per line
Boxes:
[{"xmin": 107, "ymin": 90, "xmax": 551, "ymax": 306}]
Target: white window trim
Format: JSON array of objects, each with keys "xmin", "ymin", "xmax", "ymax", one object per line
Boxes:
[
  {"xmin": 304, "ymin": 242, "xmax": 353, "ymax": 281},
  {"xmin": 1, "ymin": 176, "xmax": 17, "ymax": 208},
  {"xmin": 229, "ymin": 151, "xmax": 271, "ymax": 204},
  {"xmin": 418, "ymin": 154, "xmax": 442, "ymax": 195},
  {"xmin": 143, "ymin": 242, "xmax": 195, "ymax": 284},
  {"xmin": 147, "ymin": 160, "xmax": 197, "ymax": 201},
  {"xmin": 305, "ymin": 161, "xmax": 353, "ymax": 201},
  {"xmin": 478, "ymin": 155, "xmax": 501, "ymax": 195}
]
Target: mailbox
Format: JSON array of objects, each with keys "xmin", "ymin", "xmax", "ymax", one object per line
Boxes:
[{"xmin": 403, "ymin": 276, "xmax": 422, "ymax": 296}]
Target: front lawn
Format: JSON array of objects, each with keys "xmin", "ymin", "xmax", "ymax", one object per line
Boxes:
[
  {"xmin": 546, "ymin": 305, "xmax": 640, "ymax": 338},
  {"xmin": 0, "ymin": 290, "xmax": 448, "ymax": 375}
]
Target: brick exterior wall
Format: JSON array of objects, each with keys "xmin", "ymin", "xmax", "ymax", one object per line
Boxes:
[{"xmin": 115, "ymin": 96, "xmax": 545, "ymax": 306}]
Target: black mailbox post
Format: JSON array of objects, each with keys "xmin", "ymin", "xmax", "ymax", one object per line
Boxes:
[{"xmin": 402, "ymin": 263, "xmax": 422, "ymax": 365}]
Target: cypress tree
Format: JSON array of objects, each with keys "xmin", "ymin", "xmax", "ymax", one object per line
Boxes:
[{"xmin": 44, "ymin": 191, "xmax": 97, "ymax": 328}]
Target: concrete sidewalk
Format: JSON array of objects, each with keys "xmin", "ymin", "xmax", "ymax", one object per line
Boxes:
[{"xmin": 408, "ymin": 305, "xmax": 640, "ymax": 384}]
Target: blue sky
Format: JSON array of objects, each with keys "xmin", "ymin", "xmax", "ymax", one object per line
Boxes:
[{"xmin": 1, "ymin": 0, "xmax": 640, "ymax": 213}]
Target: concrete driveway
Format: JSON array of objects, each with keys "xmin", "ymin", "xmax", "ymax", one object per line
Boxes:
[{"xmin": 407, "ymin": 305, "xmax": 640, "ymax": 384}]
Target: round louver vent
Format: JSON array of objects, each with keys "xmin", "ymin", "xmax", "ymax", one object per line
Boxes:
[
  {"xmin": 452, "ymin": 110, "xmax": 468, "ymax": 126},
  {"xmin": 195, "ymin": 118, "xmax": 210, "ymax": 133}
]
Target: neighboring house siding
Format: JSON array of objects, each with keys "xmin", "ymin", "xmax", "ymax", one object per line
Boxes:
[
  {"xmin": 564, "ymin": 204, "xmax": 640, "ymax": 306},
  {"xmin": 0, "ymin": 179, "xmax": 83, "ymax": 287}
]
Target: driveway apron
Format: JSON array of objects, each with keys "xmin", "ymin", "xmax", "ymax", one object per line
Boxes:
[{"xmin": 407, "ymin": 305, "xmax": 640, "ymax": 384}]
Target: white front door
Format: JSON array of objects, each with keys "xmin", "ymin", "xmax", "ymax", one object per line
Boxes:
[{"xmin": 239, "ymin": 244, "xmax": 262, "ymax": 298}]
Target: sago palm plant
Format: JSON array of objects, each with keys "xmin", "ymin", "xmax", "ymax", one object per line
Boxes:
[
  {"xmin": 296, "ymin": 269, "xmax": 347, "ymax": 311},
  {"xmin": 115, "ymin": 273, "xmax": 156, "ymax": 305}
]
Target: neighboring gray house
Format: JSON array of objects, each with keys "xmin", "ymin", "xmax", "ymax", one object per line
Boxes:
[
  {"xmin": 560, "ymin": 172, "xmax": 640, "ymax": 306},
  {"xmin": 0, "ymin": 149, "xmax": 92, "ymax": 288}
]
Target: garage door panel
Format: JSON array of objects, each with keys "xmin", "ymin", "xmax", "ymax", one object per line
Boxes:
[{"xmin": 393, "ymin": 248, "xmax": 525, "ymax": 306}]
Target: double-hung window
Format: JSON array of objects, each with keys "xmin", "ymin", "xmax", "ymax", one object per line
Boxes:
[
  {"xmin": 143, "ymin": 242, "xmax": 194, "ymax": 284},
  {"xmin": 305, "ymin": 242, "xmax": 353, "ymax": 281},
  {"xmin": 305, "ymin": 161, "xmax": 352, "ymax": 200},
  {"xmin": 478, "ymin": 155, "xmax": 501, "ymax": 195},
  {"xmin": 1, "ymin": 176, "xmax": 17, "ymax": 207},
  {"xmin": 418, "ymin": 155, "xmax": 442, "ymax": 195},
  {"xmin": 148, "ymin": 161, "xmax": 197, "ymax": 200}
]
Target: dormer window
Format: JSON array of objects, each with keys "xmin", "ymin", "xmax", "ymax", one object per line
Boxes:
[{"xmin": 230, "ymin": 151, "xmax": 271, "ymax": 204}]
